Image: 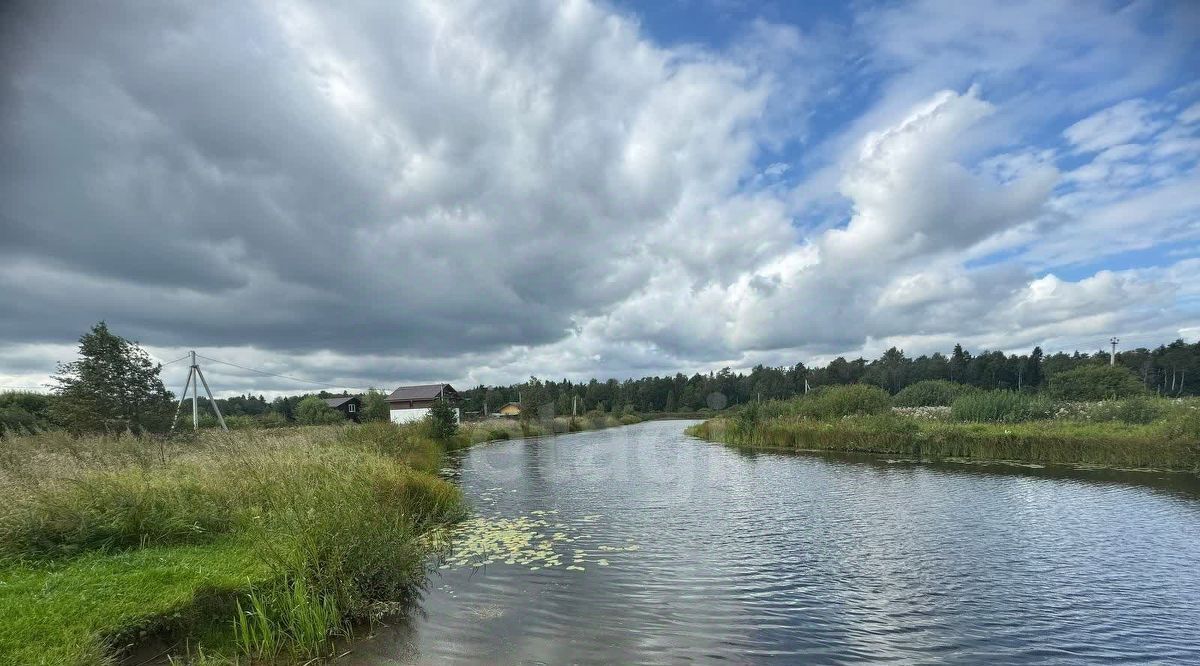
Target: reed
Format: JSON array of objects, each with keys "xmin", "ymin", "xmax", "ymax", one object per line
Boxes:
[
  {"xmin": 893, "ymin": 380, "xmax": 978, "ymax": 407},
  {"xmin": 688, "ymin": 398, "xmax": 1200, "ymax": 472},
  {"xmin": 0, "ymin": 422, "xmax": 464, "ymax": 665},
  {"xmin": 950, "ymin": 391, "xmax": 1053, "ymax": 422}
]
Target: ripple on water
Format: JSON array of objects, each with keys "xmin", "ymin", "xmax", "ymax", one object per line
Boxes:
[{"xmin": 346, "ymin": 420, "xmax": 1200, "ymax": 665}]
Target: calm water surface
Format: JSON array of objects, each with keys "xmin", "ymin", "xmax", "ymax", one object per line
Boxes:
[{"xmin": 348, "ymin": 420, "xmax": 1200, "ymax": 664}]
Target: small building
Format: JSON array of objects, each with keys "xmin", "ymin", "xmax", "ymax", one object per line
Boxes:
[
  {"xmin": 323, "ymin": 395, "xmax": 362, "ymax": 422},
  {"xmin": 497, "ymin": 402, "xmax": 522, "ymax": 417},
  {"xmin": 386, "ymin": 383, "xmax": 460, "ymax": 424}
]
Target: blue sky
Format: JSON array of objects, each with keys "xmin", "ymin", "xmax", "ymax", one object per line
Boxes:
[{"xmin": 1, "ymin": 0, "xmax": 1198, "ymax": 394}]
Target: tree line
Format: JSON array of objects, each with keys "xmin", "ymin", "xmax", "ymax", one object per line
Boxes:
[
  {"xmin": 2, "ymin": 321, "xmax": 1197, "ymax": 436},
  {"xmin": 454, "ymin": 340, "xmax": 1199, "ymax": 416}
]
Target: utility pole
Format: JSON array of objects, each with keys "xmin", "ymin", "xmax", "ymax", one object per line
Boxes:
[
  {"xmin": 170, "ymin": 351, "xmax": 228, "ymax": 433},
  {"xmin": 1110, "ymin": 337, "xmax": 1119, "ymax": 366}
]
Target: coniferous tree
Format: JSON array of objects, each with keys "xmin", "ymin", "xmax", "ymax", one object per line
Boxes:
[{"xmin": 52, "ymin": 322, "xmax": 171, "ymax": 434}]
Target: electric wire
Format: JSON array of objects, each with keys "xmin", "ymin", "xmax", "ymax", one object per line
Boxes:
[{"xmin": 195, "ymin": 354, "xmax": 373, "ymax": 392}]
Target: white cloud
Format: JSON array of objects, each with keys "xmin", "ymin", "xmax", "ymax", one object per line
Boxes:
[
  {"xmin": 1064, "ymin": 99, "xmax": 1165, "ymax": 153},
  {"xmin": 1, "ymin": 0, "xmax": 1197, "ymax": 394}
]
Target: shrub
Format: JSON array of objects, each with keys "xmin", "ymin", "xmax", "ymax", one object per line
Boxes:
[
  {"xmin": 1111, "ymin": 396, "xmax": 1166, "ymax": 425},
  {"xmin": 223, "ymin": 415, "xmax": 259, "ymax": 429},
  {"xmin": 427, "ymin": 399, "xmax": 459, "ymax": 441},
  {"xmin": 796, "ymin": 385, "xmax": 892, "ymax": 420},
  {"xmin": 1048, "ymin": 365, "xmax": 1144, "ymax": 401},
  {"xmin": 951, "ymin": 390, "xmax": 1053, "ymax": 423},
  {"xmin": 294, "ymin": 397, "xmax": 345, "ymax": 425},
  {"xmin": 0, "ymin": 392, "xmax": 53, "ymax": 436},
  {"xmin": 256, "ymin": 411, "xmax": 291, "ymax": 428},
  {"xmin": 893, "ymin": 380, "xmax": 977, "ymax": 407},
  {"xmin": 1159, "ymin": 405, "xmax": 1200, "ymax": 442},
  {"xmin": 360, "ymin": 390, "xmax": 391, "ymax": 422}
]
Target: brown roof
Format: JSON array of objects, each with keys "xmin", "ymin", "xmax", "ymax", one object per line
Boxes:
[{"xmin": 386, "ymin": 383, "xmax": 459, "ymax": 402}]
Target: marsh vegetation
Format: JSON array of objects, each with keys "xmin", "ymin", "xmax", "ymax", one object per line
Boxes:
[{"xmin": 687, "ymin": 385, "xmax": 1200, "ymax": 471}]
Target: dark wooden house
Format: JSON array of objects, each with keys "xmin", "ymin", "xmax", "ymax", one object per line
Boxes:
[{"xmin": 323, "ymin": 395, "xmax": 362, "ymax": 422}]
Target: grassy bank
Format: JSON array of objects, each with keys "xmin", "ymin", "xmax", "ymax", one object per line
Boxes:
[
  {"xmin": 458, "ymin": 412, "xmax": 643, "ymax": 445},
  {"xmin": 0, "ymin": 422, "xmax": 464, "ymax": 665},
  {"xmin": 686, "ymin": 389, "xmax": 1200, "ymax": 472}
]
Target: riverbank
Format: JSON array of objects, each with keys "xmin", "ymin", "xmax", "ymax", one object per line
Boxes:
[
  {"xmin": 458, "ymin": 411, "xmax": 649, "ymax": 445},
  {"xmin": 0, "ymin": 409, "xmax": 667, "ymax": 664},
  {"xmin": 686, "ymin": 390, "xmax": 1200, "ymax": 472},
  {"xmin": 0, "ymin": 422, "xmax": 465, "ymax": 665}
]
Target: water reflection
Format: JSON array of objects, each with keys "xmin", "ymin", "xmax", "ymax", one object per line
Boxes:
[{"xmin": 346, "ymin": 420, "xmax": 1200, "ymax": 665}]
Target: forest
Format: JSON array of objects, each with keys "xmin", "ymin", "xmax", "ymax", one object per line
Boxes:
[
  {"xmin": 451, "ymin": 339, "xmax": 1200, "ymax": 417},
  {"xmin": 3, "ymin": 337, "xmax": 1198, "ymax": 435}
]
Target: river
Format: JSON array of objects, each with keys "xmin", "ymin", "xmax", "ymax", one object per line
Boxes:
[{"xmin": 347, "ymin": 419, "xmax": 1200, "ymax": 664}]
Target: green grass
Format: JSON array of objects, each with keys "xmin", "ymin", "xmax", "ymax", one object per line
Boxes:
[
  {"xmin": 688, "ymin": 397, "xmax": 1200, "ymax": 472},
  {"xmin": 0, "ymin": 423, "xmax": 464, "ymax": 664},
  {"xmin": 950, "ymin": 390, "xmax": 1053, "ymax": 422},
  {"xmin": 0, "ymin": 540, "xmax": 268, "ymax": 666},
  {"xmin": 893, "ymin": 380, "xmax": 978, "ymax": 407}
]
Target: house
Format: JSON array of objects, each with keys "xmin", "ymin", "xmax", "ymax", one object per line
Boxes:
[
  {"xmin": 323, "ymin": 395, "xmax": 361, "ymax": 422},
  {"xmin": 497, "ymin": 402, "xmax": 522, "ymax": 417},
  {"xmin": 386, "ymin": 383, "xmax": 460, "ymax": 424}
]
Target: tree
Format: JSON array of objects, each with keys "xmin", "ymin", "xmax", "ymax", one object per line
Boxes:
[
  {"xmin": 949, "ymin": 344, "xmax": 967, "ymax": 383},
  {"xmin": 428, "ymin": 397, "xmax": 459, "ymax": 440},
  {"xmin": 52, "ymin": 322, "xmax": 172, "ymax": 434},
  {"xmin": 1022, "ymin": 346, "xmax": 1044, "ymax": 390},
  {"xmin": 1048, "ymin": 365, "xmax": 1144, "ymax": 401},
  {"xmin": 294, "ymin": 396, "xmax": 344, "ymax": 425},
  {"xmin": 361, "ymin": 389, "xmax": 391, "ymax": 422}
]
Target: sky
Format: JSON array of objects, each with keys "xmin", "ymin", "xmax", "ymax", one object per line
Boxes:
[{"xmin": 1, "ymin": 0, "xmax": 1198, "ymax": 397}]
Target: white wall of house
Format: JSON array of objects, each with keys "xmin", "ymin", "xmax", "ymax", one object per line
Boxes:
[{"xmin": 389, "ymin": 407, "xmax": 461, "ymax": 424}]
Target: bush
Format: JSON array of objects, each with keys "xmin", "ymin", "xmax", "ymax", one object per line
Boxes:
[
  {"xmin": 1114, "ymin": 397, "xmax": 1165, "ymax": 424},
  {"xmin": 1048, "ymin": 365, "xmax": 1144, "ymax": 401},
  {"xmin": 427, "ymin": 399, "xmax": 459, "ymax": 441},
  {"xmin": 256, "ymin": 411, "xmax": 292, "ymax": 428},
  {"xmin": 796, "ymin": 385, "xmax": 892, "ymax": 420},
  {"xmin": 893, "ymin": 380, "xmax": 977, "ymax": 407},
  {"xmin": 223, "ymin": 415, "xmax": 259, "ymax": 429},
  {"xmin": 360, "ymin": 390, "xmax": 391, "ymax": 422},
  {"xmin": 1159, "ymin": 404, "xmax": 1200, "ymax": 441},
  {"xmin": 951, "ymin": 390, "xmax": 1053, "ymax": 423},
  {"xmin": 294, "ymin": 397, "xmax": 345, "ymax": 425},
  {"xmin": 0, "ymin": 392, "xmax": 53, "ymax": 436}
]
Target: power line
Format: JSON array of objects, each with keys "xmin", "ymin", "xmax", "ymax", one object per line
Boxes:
[
  {"xmin": 195, "ymin": 354, "xmax": 373, "ymax": 392},
  {"xmin": 160, "ymin": 354, "xmax": 192, "ymax": 366}
]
